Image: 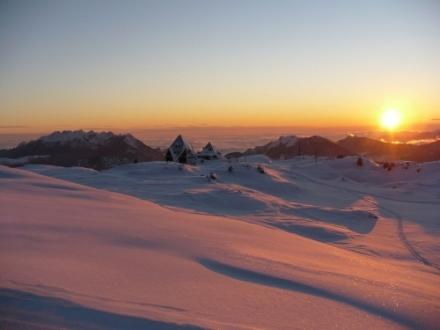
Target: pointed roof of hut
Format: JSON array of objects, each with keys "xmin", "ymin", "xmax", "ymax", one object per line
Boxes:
[
  {"xmin": 199, "ymin": 142, "xmax": 221, "ymax": 158},
  {"xmin": 167, "ymin": 135, "xmax": 194, "ymax": 162}
]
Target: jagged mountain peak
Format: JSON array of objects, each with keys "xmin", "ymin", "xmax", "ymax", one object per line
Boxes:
[
  {"xmin": 0, "ymin": 130, "xmax": 163, "ymax": 170},
  {"xmin": 39, "ymin": 130, "xmax": 133, "ymax": 146}
]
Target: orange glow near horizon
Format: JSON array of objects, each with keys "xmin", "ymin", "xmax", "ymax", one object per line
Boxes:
[
  {"xmin": 0, "ymin": 103, "xmax": 429, "ymax": 134},
  {"xmin": 0, "ymin": 108, "xmax": 379, "ymax": 132}
]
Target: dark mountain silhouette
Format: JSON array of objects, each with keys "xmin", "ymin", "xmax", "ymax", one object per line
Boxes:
[
  {"xmin": 227, "ymin": 135, "xmax": 354, "ymax": 160},
  {"xmin": 0, "ymin": 130, "xmax": 163, "ymax": 170},
  {"xmin": 337, "ymin": 136, "xmax": 440, "ymax": 162}
]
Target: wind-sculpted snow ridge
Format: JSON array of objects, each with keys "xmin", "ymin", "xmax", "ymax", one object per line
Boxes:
[
  {"xmin": 3, "ymin": 158, "xmax": 440, "ymax": 329},
  {"xmin": 30, "ymin": 160, "xmax": 440, "ymax": 264},
  {"xmin": 24, "ymin": 157, "xmax": 440, "ymax": 265}
]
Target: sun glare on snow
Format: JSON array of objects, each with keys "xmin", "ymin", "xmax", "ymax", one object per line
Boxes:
[{"xmin": 380, "ymin": 108, "xmax": 402, "ymax": 131}]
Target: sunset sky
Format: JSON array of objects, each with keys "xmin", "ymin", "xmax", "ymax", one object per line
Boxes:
[{"xmin": 1, "ymin": 0, "xmax": 439, "ymax": 132}]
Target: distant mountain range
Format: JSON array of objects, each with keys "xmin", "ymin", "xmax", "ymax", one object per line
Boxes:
[
  {"xmin": 225, "ymin": 134, "xmax": 440, "ymax": 162},
  {"xmin": 1, "ymin": 130, "xmax": 440, "ymax": 170},
  {"xmin": 337, "ymin": 136, "xmax": 440, "ymax": 162},
  {"xmin": 0, "ymin": 130, "xmax": 163, "ymax": 170},
  {"xmin": 227, "ymin": 135, "xmax": 354, "ymax": 159}
]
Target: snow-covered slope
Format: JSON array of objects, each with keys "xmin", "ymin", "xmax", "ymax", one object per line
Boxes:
[
  {"xmin": 1, "ymin": 160, "xmax": 440, "ymax": 329},
  {"xmin": 26, "ymin": 157, "xmax": 440, "ymax": 246}
]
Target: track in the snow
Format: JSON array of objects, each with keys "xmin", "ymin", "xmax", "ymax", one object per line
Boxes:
[{"xmin": 290, "ymin": 169, "xmax": 440, "ymax": 273}]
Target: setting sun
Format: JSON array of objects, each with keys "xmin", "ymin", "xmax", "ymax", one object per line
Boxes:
[{"xmin": 380, "ymin": 108, "xmax": 402, "ymax": 130}]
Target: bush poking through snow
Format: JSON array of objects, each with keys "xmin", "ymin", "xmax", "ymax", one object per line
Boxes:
[
  {"xmin": 383, "ymin": 162, "xmax": 395, "ymax": 171},
  {"xmin": 356, "ymin": 157, "xmax": 363, "ymax": 167},
  {"xmin": 257, "ymin": 165, "xmax": 266, "ymax": 174}
]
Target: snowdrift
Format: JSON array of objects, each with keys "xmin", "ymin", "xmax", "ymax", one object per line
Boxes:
[{"xmin": 1, "ymin": 165, "xmax": 439, "ymax": 329}]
